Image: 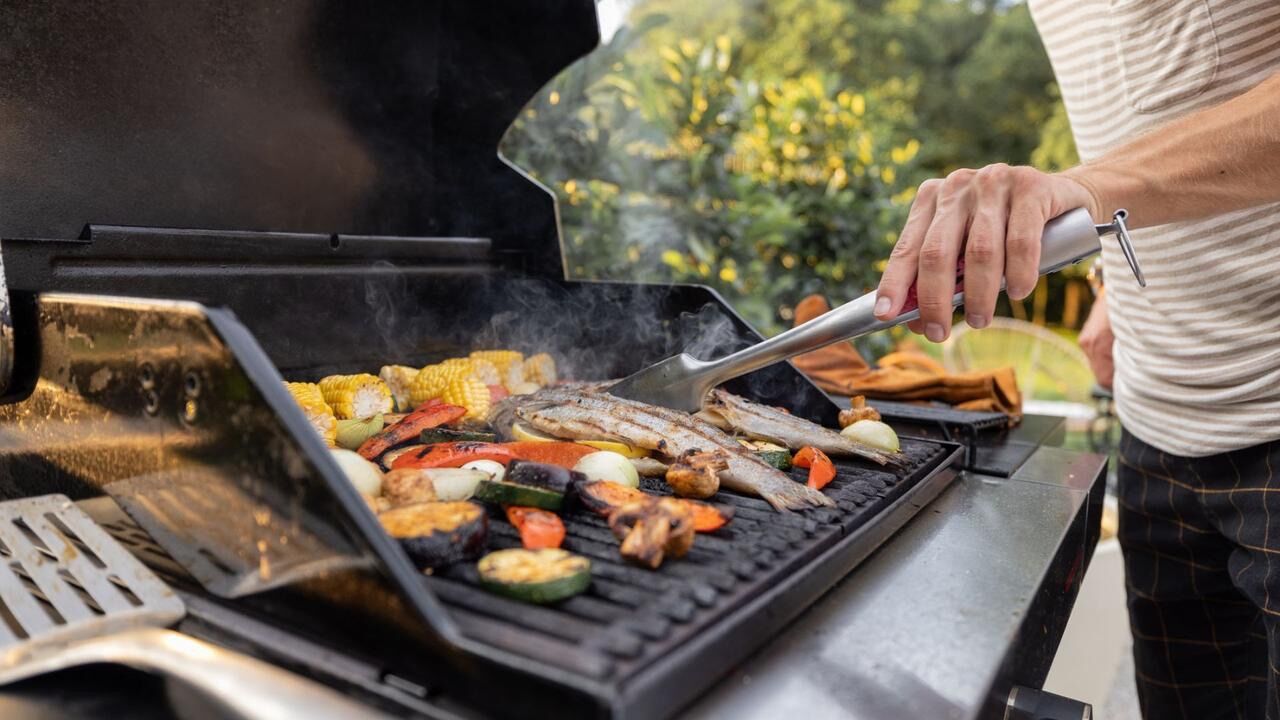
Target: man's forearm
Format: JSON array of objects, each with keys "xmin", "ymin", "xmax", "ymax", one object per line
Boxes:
[{"xmin": 1063, "ymin": 71, "xmax": 1280, "ymax": 228}]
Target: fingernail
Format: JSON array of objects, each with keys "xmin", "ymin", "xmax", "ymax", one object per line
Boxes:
[
  {"xmin": 874, "ymin": 296, "xmax": 892, "ymax": 317},
  {"xmin": 924, "ymin": 323, "xmax": 946, "ymax": 342},
  {"xmin": 967, "ymin": 313, "xmax": 989, "ymax": 329},
  {"xmin": 1009, "ymin": 286, "xmax": 1029, "ymax": 300}
]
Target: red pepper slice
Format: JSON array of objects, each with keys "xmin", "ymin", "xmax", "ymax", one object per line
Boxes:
[
  {"xmin": 487, "ymin": 384, "xmax": 510, "ymax": 403},
  {"xmin": 357, "ymin": 402, "xmax": 467, "ymax": 460},
  {"xmin": 793, "ymin": 446, "xmax": 836, "ymax": 490},
  {"xmin": 391, "ymin": 441, "xmax": 516, "ymax": 469},
  {"xmin": 505, "ymin": 506, "xmax": 566, "ymax": 549},
  {"xmin": 501, "ymin": 441, "xmax": 596, "ymax": 468}
]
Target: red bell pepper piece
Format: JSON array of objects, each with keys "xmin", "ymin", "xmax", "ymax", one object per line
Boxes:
[
  {"xmin": 487, "ymin": 384, "xmax": 510, "ymax": 403},
  {"xmin": 356, "ymin": 402, "xmax": 467, "ymax": 460},
  {"xmin": 793, "ymin": 446, "xmax": 836, "ymax": 490},
  {"xmin": 505, "ymin": 506, "xmax": 566, "ymax": 549},
  {"xmin": 390, "ymin": 440, "xmax": 596, "ymax": 470}
]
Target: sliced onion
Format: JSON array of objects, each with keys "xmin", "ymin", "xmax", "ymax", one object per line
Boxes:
[
  {"xmin": 462, "ymin": 459, "xmax": 507, "ymax": 483},
  {"xmin": 426, "ymin": 468, "xmax": 489, "ymax": 501},
  {"xmin": 841, "ymin": 420, "xmax": 900, "ymax": 453},
  {"xmin": 574, "ymin": 451, "xmax": 639, "ymax": 488},
  {"xmin": 330, "ymin": 448, "xmax": 384, "ymax": 496}
]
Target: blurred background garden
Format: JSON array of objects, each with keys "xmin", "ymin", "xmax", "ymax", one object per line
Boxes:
[{"xmin": 501, "ymin": 0, "xmax": 1107, "ymax": 445}]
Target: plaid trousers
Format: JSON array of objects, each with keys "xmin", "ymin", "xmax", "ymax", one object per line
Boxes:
[{"xmin": 1118, "ymin": 429, "xmax": 1280, "ymax": 719}]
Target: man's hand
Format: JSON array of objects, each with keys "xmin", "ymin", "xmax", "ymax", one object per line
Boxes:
[
  {"xmin": 1078, "ymin": 289, "xmax": 1114, "ymax": 389},
  {"xmin": 872, "ymin": 164, "xmax": 1096, "ymax": 342}
]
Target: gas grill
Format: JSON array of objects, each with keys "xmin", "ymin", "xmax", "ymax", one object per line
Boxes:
[{"xmin": 0, "ymin": 2, "xmax": 1097, "ymax": 719}]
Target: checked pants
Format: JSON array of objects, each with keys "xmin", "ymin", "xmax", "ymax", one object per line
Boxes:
[{"xmin": 1118, "ymin": 429, "xmax": 1280, "ymax": 719}]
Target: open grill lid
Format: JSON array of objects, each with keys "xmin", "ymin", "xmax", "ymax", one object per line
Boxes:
[{"xmin": 0, "ymin": 0, "xmax": 598, "ymax": 280}]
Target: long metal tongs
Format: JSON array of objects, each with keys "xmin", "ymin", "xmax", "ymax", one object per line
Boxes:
[{"xmin": 609, "ymin": 208, "xmax": 1142, "ymax": 412}]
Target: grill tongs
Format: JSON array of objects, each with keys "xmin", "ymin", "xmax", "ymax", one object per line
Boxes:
[{"xmin": 610, "ymin": 207, "xmax": 1143, "ymax": 412}]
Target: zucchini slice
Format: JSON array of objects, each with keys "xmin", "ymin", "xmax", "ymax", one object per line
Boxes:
[
  {"xmin": 478, "ymin": 548, "xmax": 591, "ymax": 604},
  {"xmin": 379, "ymin": 501, "xmax": 488, "ymax": 568},
  {"xmin": 755, "ymin": 449, "xmax": 793, "ymax": 471},
  {"xmin": 419, "ymin": 427, "xmax": 497, "ymax": 445},
  {"xmin": 474, "ymin": 479, "xmax": 565, "ymax": 510}
]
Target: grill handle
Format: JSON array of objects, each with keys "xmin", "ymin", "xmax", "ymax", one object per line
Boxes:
[{"xmin": 0, "ymin": 242, "xmax": 12, "ymax": 397}]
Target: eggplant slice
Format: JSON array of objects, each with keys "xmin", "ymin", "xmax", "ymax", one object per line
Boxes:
[{"xmin": 378, "ymin": 501, "xmax": 489, "ymax": 568}]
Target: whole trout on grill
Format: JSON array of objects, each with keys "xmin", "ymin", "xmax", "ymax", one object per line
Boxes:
[
  {"xmin": 699, "ymin": 389, "xmax": 902, "ymax": 466},
  {"xmin": 491, "ymin": 387, "xmax": 834, "ymax": 511}
]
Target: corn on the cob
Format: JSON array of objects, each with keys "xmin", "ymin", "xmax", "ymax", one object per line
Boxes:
[
  {"xmin": 466, "ymin": 358, "xmax": 501, "ymax": 386},
  {"xmin": 522, "ymin": 353, "xmax": 557, "ymax": 388},
  {"xmin": 469, "ymin": 350, "xmax": 524, "ymax": 374},
  {"xmin": 286, "ymin": 382, "xmax": 337, "ymax": 446},
  {"xmin": 379, "ymin": 365, "xmax": 418, "ymax": 412},
  {"xmin": 440, "ymin": 376, "xmax": 490, "ymax": 421},
  {"xmin": 318, "ymin": 374, "xmax": 393, "ymax": 419}
]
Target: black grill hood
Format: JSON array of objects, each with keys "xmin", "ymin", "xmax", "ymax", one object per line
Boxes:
[{"xmin": 0, "ymin": 0, "xmax": 598, "ymax": 279}]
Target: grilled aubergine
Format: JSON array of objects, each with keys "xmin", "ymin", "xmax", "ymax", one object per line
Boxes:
[{"xmin": 492, "ymin": 387, "xmax": 834, "ymax": 511}]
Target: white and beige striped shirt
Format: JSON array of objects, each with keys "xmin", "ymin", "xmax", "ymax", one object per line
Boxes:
[{"xmin": 1029, "ymin": 0, "xmax": 1280, "ymax": 457}]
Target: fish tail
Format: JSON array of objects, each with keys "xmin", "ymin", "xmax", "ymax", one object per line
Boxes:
[{"xmin": 760, "ymin": 479, "xmax": 836, "ymax": 511}]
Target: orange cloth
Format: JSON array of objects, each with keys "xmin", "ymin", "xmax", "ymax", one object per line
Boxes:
[{"xmin": 791, "ymin": 295, "xmax": 1022, "ymax": 419}]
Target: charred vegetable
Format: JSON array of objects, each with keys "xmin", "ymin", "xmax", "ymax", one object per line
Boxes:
[
  {"xmin": 357, "ymin": 401, "xmax": 467, "ymax": 460},
  {"xmin": 505, "ymin": 506, "xmax": 566, "ymax": 549},
  {"xmin": 381, "ymin": 444, "xmax": 426, "ymax": 471},
  {"xmin": 573, "ymin": 451, "xmax": 640, "ymax": 488},
  {"xmin": 381, "ymin": 468, "xmax": 438, "ymax": 507},
  {"xmin": 793, "ymin": 446, "xmax": 837, "ymax": 490},
  {"xmin": 575, "ymin": 480, "xmax": 733, "ymax": 533},
  {"xmin": 507, "ymin": 460, "xmax": 581, "ymax": 495},
  {"xmin": 379, "ymin": 501, "xmax": 488, "ymax": 568},
  {"xmin": 838, "ymin": 396, "xmax": 881, "ymax": 428},
  {"xmin": 335, "ymin": 414, "xmax": 384, "ymax": 451},
  {"xmin": 475, "ymin": 479, "xmax": 564, "ymax": 510},
  {"xmin": 390, "ymin": 441, "xmax": 595, "ymax": 470},
  {"xmin": 608, "ymin": 498, "xmax": 696, "ymax": 569},
  {"xmin": 419, "ymin": 427, "xmax": 496, "ymax": 445},
  {"xmin": 477, "ymin": 548, "xmax": 590, "ymax": 604},
  {"xmin": 755, "ymin": 449, "xmax": 792, "ymax": 471},
  {"xmin": 841, "ymin": 420, "xmax": 900, "ymax": 453},
  {"xmin": 330, "ymin": 449, "xmax": 383, "ymax": 497},
  {"xmin": 664, "ymin": 449, "xmax": 727, "ymax": 500}
]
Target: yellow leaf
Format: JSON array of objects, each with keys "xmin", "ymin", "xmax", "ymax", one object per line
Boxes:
[{"xmin": 719, "ymin": 266, "xmax": 738, "ymax": 282}]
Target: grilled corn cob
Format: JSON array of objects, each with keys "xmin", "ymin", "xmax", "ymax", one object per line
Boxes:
[
  {"xmin": 466, "ymin": 358, "xmax": 502, "ymax": 386},
  {"xmin": 441, "ymin": 376, "xmax": 490, "ymax": 421},
  {"xmin": 379, "ymin": 365, "xmax": 418, "ymax": 412},
  {"xmin": 318, "ymin": 374, "xmax": 393, "ymax": 419},
  {"xmin": 286, "ymin": 381, "xmax": 337, "ymax": 446},
  {"xmin": 522, "ymin": 353, "xmax": 557, "ymax": 388},
  {"xmin": 469, "ymin": 350, "xmax": 524, "ymax": 374}
]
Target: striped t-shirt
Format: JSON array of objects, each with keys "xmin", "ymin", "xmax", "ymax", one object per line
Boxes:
[{"xmin": 1029, "ymin": 0, "xmax": 1280, "ymax": 457}]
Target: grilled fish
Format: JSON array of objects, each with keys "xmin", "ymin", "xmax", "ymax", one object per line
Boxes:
[
  {"xmin": 492, "ymin": 387, "xmax": 834, "ymax": 511},
  {"xmin": 699, "ymin": 389, "xmax": 902, "ymax": 466}
]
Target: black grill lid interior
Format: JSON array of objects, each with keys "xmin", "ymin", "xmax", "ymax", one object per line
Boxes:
[{"xmin": 0, "ymin": 0, "xmax": 598, "ymax": 279}]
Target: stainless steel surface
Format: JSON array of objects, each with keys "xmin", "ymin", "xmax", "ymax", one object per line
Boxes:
[
  {"xmin": 0, "ymin": 628, "xmax": 387, "ymax": 720},
  {"xmin": 682, "ymin": 446, "xmax": 1106, "ymax": 720},
  {"xmin": 0, "ymin": 493, "xmax": 185, "ymax": 648},
  {"xmin": 609, "ymin": 208, "xmax": 1137, "ymax": 411}
]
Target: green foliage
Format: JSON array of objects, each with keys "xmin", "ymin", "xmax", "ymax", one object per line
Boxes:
[{"xmin": 501, "ymin": 0, "xmax": 1079, "ymax": 336}]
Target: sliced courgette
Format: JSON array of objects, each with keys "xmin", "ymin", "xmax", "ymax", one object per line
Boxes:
[
  {"xmin": 378, "ymin": 501, "xmax": 488, "ymax": 568},
  {"xmin": 473, "ymin": 478, "xmax": 564, "ymax": 510},
  {"xmin": 755, "ymin": 449, "xmax": 793, "ymax": 471},
  {"xmin": 477, "ymin": 548, "xmax": 591, "ymax": 604},
  {"xmin": 420, "ymin": 427, "xmax": 497, "ymax": 445}
]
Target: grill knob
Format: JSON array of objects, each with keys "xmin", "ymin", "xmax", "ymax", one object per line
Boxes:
[{"xmin": 1004, "ymin": 685, "xmax": 1092, "ymax": 720}]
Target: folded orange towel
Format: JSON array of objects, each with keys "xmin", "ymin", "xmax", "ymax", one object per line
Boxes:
[{"xmin": 791, "ymin": 295, "xmax": 1022, "ymax": 420}]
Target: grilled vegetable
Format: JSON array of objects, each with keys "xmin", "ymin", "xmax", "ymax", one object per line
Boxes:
[
  {"xmin": 793, "ymin": 446, "xmax": 836, "ymax": 490},
  {"xmin": 441, "ymin": 376, "xmax": 491, "ymax": 422},
  {"xmin": 379, "ymin": 501, "xmax": 488, "ymax": 568},
  {"xmin": 511, "ymin": 421, "xmax": 648, "ymax": 459},
  {"xmin": 609, "ymin": 498, "xmax": 695, "ymax": 569},
  {"xmin": 379, "ymin": 365, "xmax": 419, "ymax": 412},
  {"xmin": 665, "ymin": 449, "xmax": 727, "ymax": 499},
  {"xmin": 477, "ymin": 548, "xmax": 590, "ymax": 604},
  {"xmin": 506, "ymin": 460, "xmax": 580, "ymax": 495},
  {"xmin": 335, "ymin": 414, "xmax": 384, "ymax": 450},
  {"xmin": 509, "ymin": 381, "xmax": 542, "ymax": 396},
  {"xmin": 382, "ymin": 468, "xmax": 438, "ymax": 507},
  {"xmin": 522, "ymin": 353, "xmax": 558, "ymax": 387},
  {"xmin": 837, "ymin": 396, "xmax": 881, "ymax": 428},
  {"xmin": 318, "ymin": 374, "xmax": 394, "ymax": 420},
  {"xmin": 462, "ymin": 459, "xmax": 506, "ymax": 483},
  {"xmin": 409, "ymin": 359, "xmax": 495, "ymax": 407},
  {"xmin": 488, "ymin": 384, "xmax": 510, "ymax": 403},
  {"xmin": 576, "ymin": 480, "xmax": 732, "ymax": 533},
  {"xmin": 393, "ymin": 442, "xmax": 516, "ymax": 469},
  {"xmin": 330, "ymin": 448, "xmax": 383, "ymax": 497},
  {"xmin": 755, "ymin": 449, "xmax": 792, "ymax": 471},
  {"xmin": 357, "ymin": 401, "xmax": 467, "ymax": 460},
  {"xmin": 631, "ymin": 457, "xmax": 669, "ymax": 477},
  {"xmin": 286, "ymin": 382, "xmax": 338, "ymax": 446},
  {"xmin": 574, "ymin": 451, "xmax": 640, "ymax": 488},
  {"xmin": 431, "ymin": 469, "xmax": 489, "ymax": 501},
  {"xmin": 419, "ymin": 427, "xmax": 496, "ymax": 445},
  {"xmin": 465, "ymin": 359, "xmax": 502, "ymax": 387},
  {"xmin": 505, "ymin": 442, "xmax": 596, "ymax": 468},
  {"xmin": 841, "ymin": 420, "xmax": 900, "ymax": 453},
  {"xmin": 469, "ymin": 350, "xmax": 524, "ymax": 374},
  {"xmin": 505, "ymin": 506, "xmax": 566, "ymax": 550},
  {"xmin": 381, "ymin": 444, "xmax": 426, "ymax": 470},
  {"xmin": 474, "ymin": 478, "xmax": 564, "ymax": 510}
]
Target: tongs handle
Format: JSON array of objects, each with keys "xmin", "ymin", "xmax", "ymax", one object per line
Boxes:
[{"xmin": 702, "ymin": 208, "xmax": 1139, "ymax": 386}]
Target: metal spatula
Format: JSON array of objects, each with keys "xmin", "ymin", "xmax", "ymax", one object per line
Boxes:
[
  {"xmin": 0, "ymin": 494, "xmax": 383, "ymax": 720},
  {"xmin": 609, "ymin": 208, "xmax": 1143, "ymax": 412}
]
